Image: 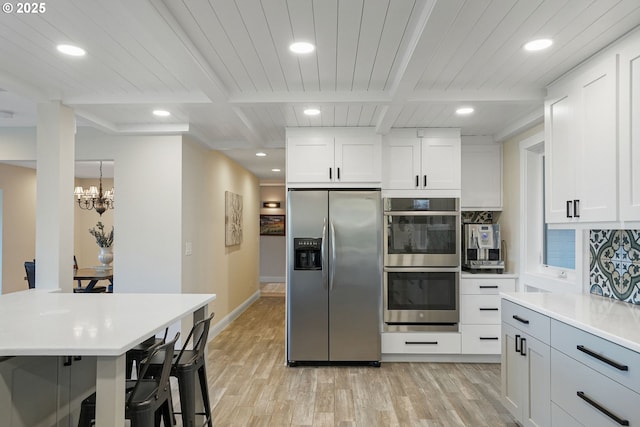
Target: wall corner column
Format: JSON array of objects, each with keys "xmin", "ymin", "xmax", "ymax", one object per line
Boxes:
[{"xmin": 35, "ymin": 102, "xmax": 75, "ymax": 291}]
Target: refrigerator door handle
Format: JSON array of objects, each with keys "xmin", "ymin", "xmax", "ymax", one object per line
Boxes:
[
  {"xmin": 321, "ymin": 217, "xmax": 328, "ymax": 290},
  {"xmin": 329, "ymin": 220, "xmax": 336, "ymax": 291}
]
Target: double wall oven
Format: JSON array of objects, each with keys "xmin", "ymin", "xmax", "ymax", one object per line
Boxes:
[{"xmin": 383, "ymin": 198, "xmax": 460, "ymax": 331}]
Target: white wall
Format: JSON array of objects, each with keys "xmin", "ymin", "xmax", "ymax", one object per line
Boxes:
[
  {"xmin": 76, "ymin": 135, "xmax": 183, "ymax": 293},
  {"xmin": 259, "ymin": 185, "xmax": 286, "ymax": 282}
]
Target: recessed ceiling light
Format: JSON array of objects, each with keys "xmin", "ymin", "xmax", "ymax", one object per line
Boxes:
[
  {"xmin": 272, "ymin": 168, "xmax": 281, "ymax": 172},
  {"xmin": 304, "ymin": 108, "xmax": 321, "ymax": 116},
  {"xmin": 456, "ymin": 107, "xmax": 474, "ymax": 115},
  {"xmin": 56, "ymin": 44, "xmax": 86, "ymax": 57},
  {"xmin": 523, "ymin": 38, "xmax": 553, "ymax": 52},
  {"xmin": 256, "ymin": 152, "xmax": 267, "ymax": 157},
  {"xmin": 289, "ymin": 42, "xmax": 315, "ymax": 54},
  {"xmin": 153, "ymin": 110, "xmax": 171, "ymax": 117}
]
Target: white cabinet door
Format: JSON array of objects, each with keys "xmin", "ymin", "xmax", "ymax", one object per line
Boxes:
[
  {"xmin": 286, "ymin": 136, "xmax": 334, "ymax": 183},
  {"xmin": 334, "ymin": 136, "xmax": 381, "ymax": 183},
  {"xmin": 545, "ymin": 55, "xmax": 618, "ymax": 224},
  {"xmin": 574, "ymin": 56, "xmax": 618, "ymax": 222},
  {"xmin": 461, "ymin": 144, "xmax": 502, "ymax": 209},
  {"xmin": 545, "ymin": 93, "xmax": 576, "ymax": 223},
  {"xmin": 383, "ymin": 137, "xmax": 421, "ymax": 189},
  {"xmin": 522, "ymin": 334, "xmax": 551, "ymax": 427},
  {"xmin": 620, "ymin": 38, "xmax": 640, "ymax": 221},
  {"xmin": 502, "ymin": 323, "xmax": 551, "ymax": 427},
  {"xmin": 421, "ymin": 136, "xmax": 461, "ymax": 190},
  {"xmin": 502, "ymin": 323, "xmax": 525, "ymax": 419}
]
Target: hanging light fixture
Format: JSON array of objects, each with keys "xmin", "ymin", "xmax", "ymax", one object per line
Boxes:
[{"xmin": 73, "ymin": 161, "xmax": 114, "ymax": 216}]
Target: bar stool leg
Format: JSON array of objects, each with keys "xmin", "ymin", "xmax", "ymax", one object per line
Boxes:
[
  {"xmin": 177, "ymin": 369, "xmax": 197, "ymax": 427},
  {"xmin": 198, "ymin": 365, "xmax": 213, "ymax": 427}
]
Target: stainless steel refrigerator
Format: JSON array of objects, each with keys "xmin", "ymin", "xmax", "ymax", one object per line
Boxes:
[{"xmin": 287, "ymin": 189, "xmax": 382, "ymax": 366}]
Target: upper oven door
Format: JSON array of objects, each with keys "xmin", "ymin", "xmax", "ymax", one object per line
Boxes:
[{"xmin": 384, "ymin": 210, "xmax": 459, "ymax": 266}]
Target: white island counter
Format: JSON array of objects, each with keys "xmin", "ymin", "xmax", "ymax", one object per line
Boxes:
[
  {"xmin": 501, "ymin": 291, "xmax": 640, "ymax": 352},
  {"xmin": 0, "ymin": 289, "xmax": 216, "ymax": 427}
]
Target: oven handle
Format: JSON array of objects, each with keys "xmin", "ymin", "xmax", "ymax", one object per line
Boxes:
[
  {"xmin": 384, "ymin": 211, "xmax": 459, "ymax": 216},
  {"xmin": 384, "ymin": 267, "xmax": 460, "ymax": 273}
]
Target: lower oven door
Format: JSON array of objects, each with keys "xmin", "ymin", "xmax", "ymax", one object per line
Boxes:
[{"xmin": 383, "ymin": 267, "xmax": 459, "ymax": 331}]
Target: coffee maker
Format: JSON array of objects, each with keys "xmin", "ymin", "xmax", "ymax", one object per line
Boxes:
[{"xmin": 463, "ymin": 223, "xmax": 504, "ymax": 272}]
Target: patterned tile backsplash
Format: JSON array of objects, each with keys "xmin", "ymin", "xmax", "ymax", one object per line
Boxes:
[
  {"xmin": 461, "ymin": 211, "xmax": 493, "ymax": 224},
  {"xmin": 590, "ymin": 230, "xmax": 640, "ymax": 304}
]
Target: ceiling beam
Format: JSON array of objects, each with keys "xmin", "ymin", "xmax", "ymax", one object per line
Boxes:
[
  {"xmin": 64, "ymin": 92, "xmax": 211, "ymax": 105},
  {"xmin": 407, "ymin": 88, "xmax": 546, "ymax": 102},
  {"xmin": 493, "ymin": 108, "xmax": 544, "ymax": 142},
  {"xmin": 228, "ymin": 91, "xmax": 391, "ymax": 105}
]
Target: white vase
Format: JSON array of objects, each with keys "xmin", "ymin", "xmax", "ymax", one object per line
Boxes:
[{"xmin": 98, "ymin": 247, "xmax": 113, "ymax": 267}]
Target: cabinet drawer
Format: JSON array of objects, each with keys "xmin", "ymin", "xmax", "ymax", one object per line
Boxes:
[
  {"xmin": 551, "ymin": 349, "xmax": 640, "ymax": 427},
  {"xmin": 461, "ymin": 295, "xmax": 501, "ymax": 324},
  {"xmin": 551, "ymin": 319, "xmax": 640, "ymax": 394},
  {"xmin": 460, "ymin": 278, "xmax": 515, "ymax": 295},
  {"xmin": 381, "ymin": 332, "xmax": 461, "ymax": 354},
  {"xmin": 460, "ymin": 324, "xmax": 501, "ymax": 354},
  {"xmin": 551, "ymin": 402, "xmax": 583, "ymax": 427},
  {"xmin": 502, "ymin": 300, "xmax": 550, "ymax": 344}
]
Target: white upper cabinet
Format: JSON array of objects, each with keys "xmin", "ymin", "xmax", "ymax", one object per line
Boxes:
[
  {"xmin": 382, "ymin": 128, "xmax": 461, "ymax": 196},
  {"xmin": 619, "ymin": 34, "xmax": 640, "ymax": 222},
  {"xmin": 461, "ymin": 141, "xmax": 502, "ymax": 210},
  {"xmin": 286, "ymin": 128, "xmax": 381, "ymax": 187},
  {"xmin": 545, "ymin": 29, "xmax": 640, "ymax": 226},
  {"xmin": 545, "ymin": 54, "xmax": 618, "ymax": 224}
]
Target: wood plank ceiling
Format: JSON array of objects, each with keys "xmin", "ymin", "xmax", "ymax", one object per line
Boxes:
[{"xmin": 0, "ymin": 0, "xmax": 639, "ymax": 179}]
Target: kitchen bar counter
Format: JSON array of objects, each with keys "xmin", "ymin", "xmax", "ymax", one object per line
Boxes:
[
  {"xmin": 501, "ymin": 292, "xmax": 640, "ymax": 353},
  {"xmin": 0, "ymin": 289, "xmax": 216, "ymax": 426}
]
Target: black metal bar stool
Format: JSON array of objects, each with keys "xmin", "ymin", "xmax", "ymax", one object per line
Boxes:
[
  {"xmin": 77, "ymin": 333, "xmax": 180, "ymax": 427},
  {"xmin": 126, "ymin": 328, "xmax": 169, "ymax": 379},
  {"xmin": 148, "ymin": 313, "xmax": 214, "ymax": 427}
]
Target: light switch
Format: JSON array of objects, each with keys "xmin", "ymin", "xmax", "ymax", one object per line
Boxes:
[{"xmin": 185, "ymin": 241, "xmax": 192, "ymax": 256}]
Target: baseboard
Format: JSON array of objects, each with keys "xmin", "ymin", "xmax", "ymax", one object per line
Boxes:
[
  {"xmin": 260, "ymin": 276, "xmax": 285, "ymax": 283},
  {"xmin": 207, "ymin": 290, "xmax": 261, "ymax": 341}
]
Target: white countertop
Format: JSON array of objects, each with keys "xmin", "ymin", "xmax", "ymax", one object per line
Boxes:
[
  {"xmin": 501, "ymin": 292, "xmax": 640, "ymax": 353},
  {"xmin": 0, "ymin": 290, "xmax": 216, "ymax": 356}
]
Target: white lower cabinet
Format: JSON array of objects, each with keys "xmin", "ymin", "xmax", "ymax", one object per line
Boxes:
[
  {"xmin": 381, "ymin": 332, "xmax": 461, "ymax": 354},
  {"xmin": 460, "ymin": 276, "xmax": 515, "ymax": 354},
  {"xmin": 550, "ymin": 319, "xmax": 640, "ymax": 426},
  {"xmin": 0, "ymin": 355, "xmax": 96, "ymax": 427},
  {"xmin": 501, "ymin": 300, "xmax": 551, "ymax": 427}
]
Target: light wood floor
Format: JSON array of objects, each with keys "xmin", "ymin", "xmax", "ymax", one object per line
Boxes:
[{"xmin": 198, "ymin": 297, "xmax": 517, "ymax": 426}]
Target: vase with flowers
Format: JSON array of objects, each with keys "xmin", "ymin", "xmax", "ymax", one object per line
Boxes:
[{"xmin": 89, "ymin": 221, "xmax": 114, "ymax": 267}]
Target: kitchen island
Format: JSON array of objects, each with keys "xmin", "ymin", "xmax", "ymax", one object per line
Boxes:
[
  {"xmin": 0, "ymin": 289, "xmax": 216, "ymax": 427},
  {"xmin": 501, "ymin": 292, "xmax": 640, "ymax": 426}
]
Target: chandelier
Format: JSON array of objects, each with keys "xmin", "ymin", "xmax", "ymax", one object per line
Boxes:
[{"xmin": 73, "ymin": 161, "xmax": 114, "ymax": 216}]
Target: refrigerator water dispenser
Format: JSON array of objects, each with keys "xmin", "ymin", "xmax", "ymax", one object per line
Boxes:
[{"xmin": 294, "ymin": 238, "xmax": 322, "ymax": 270}]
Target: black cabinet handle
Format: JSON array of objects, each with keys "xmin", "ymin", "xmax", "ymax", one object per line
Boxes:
[
  {"xmin": 566, "ymin": 200, "xmax": 573, "ymax": 218},
  {"xmin": 479, "ymin": 337, "xmax": 499, "ymax": 340},
  {"xmin": 515, "ymin": 334, "xmax": 521, "ymax": 353},
  {"xmin": 63, "ymin": 356, "xmax": 72, "ymax": 366},
  {"xmin": 329, "ymin": 167, "xmax": 332, "ymax": 179},
  {"xmin": 337, "ymin": 167, "xmax": 340, "ymax": 180},
  {"xmin": 406, "ymin": 341, "xmax": 438, "ymax": 345},
  {"xmin": 415, "ymin": 175, "xmax": 419, "ymax": 187},
  {"xmin": 479, "ymin": 285, "xmax": 499, "ymax": 289},
  {"xmin": 577, "ymin": 345, "xmax": 628, "ymax": 371},
  {"xmin": 574, "ymin": 199, "xmax": 580, "ymax": 217},
  {"xmin": 512, "ymin": 315, "xmax": 530, "ymax": 325},
  {"xmin": 423, "ymin": 175, "xmax": 427, "ymax": 187},
  {"xmin": 520, "ymin": 337, "xmax": 527, "ymax": 356},
  {"xmin": 479, "ymin": 307, "xmax": 499, "ymax": 311},
  {"xmin": 577, "ymin": 391, "xmax": 629, "ymax": 426}
]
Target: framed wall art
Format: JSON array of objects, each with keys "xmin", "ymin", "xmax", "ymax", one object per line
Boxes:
[
  {"xmin": 225, "ymin": 191, "xmax": 243, "ymax": 246},
  {"xmin": 260, "ymin": 214, "xmax": 285, "ymax": 236}
]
